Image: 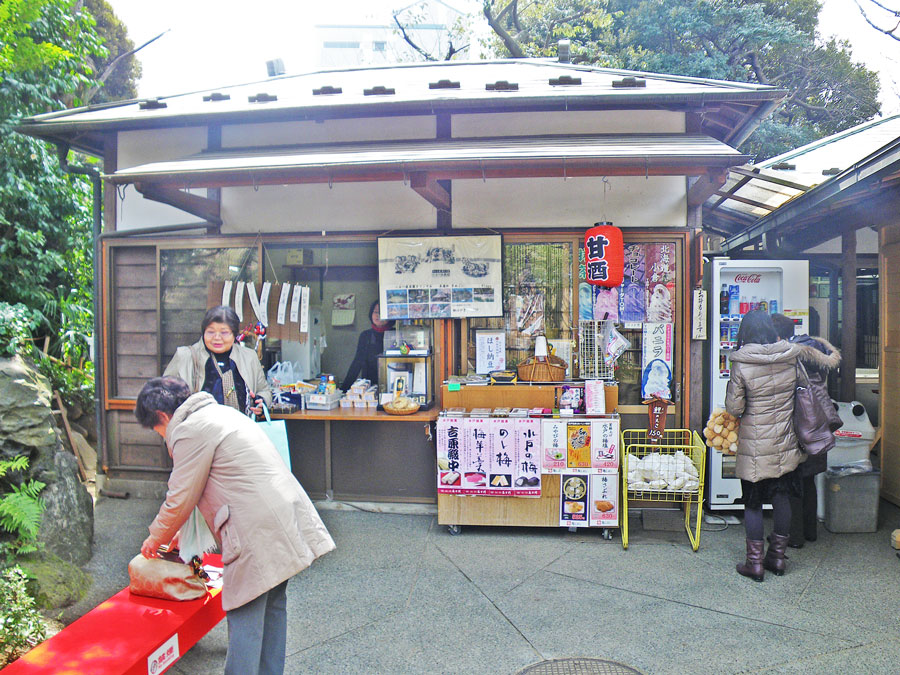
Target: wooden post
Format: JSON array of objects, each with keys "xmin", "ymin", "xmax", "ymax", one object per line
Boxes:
[
  {"xmin": 54, "ymin": 391, "xmax": 88, "ymax": 482},
  {"xmin": 840, "ymin": 231, "xmax": 858, "ymax": 402}
]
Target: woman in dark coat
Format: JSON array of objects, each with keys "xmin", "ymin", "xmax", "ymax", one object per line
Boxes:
[
  {"xmin": 772, "ymin": 313, "xmax": 841, "ymax": 547},
  {"xmin": 726, "ymin": 310, "xmax": 802, "ymax": 581},
  {"xmin": 340, "ymin": 301, "xmax": 394, "ymax": 391}
]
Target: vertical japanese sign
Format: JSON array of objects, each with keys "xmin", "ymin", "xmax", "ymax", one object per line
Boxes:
[
  {"xmin": 436, "ymin": 416, "xmax": 463, "ymax": 494},
  {"xmin": 589, "ymin": 474, "xmax": 618, "ymax": 527},
  {"xmin": 514, "ymin": 417, "xmax": 541, "ymax": 496},
  {"xmin": 462, "ymin": 416, "xmax": 492, "ymax": 494},
  {"xmin": 583, "ymin": 223, "xmax": 624, "ymax": 287},
  {"xmin": 644, "ymin": 243, "xmax": 676, "ymax": 322},
  {"xmin": 619, "ymin": 243, "xmax": 646, "ymax": 322},
  {"xmin": 566, "ymin": 422, "xmax": 592, "ymax": 471},
  {"xmin": 560, "ymin": 474, "xmax": 590, "ymax": 527},
  {"xmin": 489, "ymin": 418, "xmax": 514, "ymax": 494},
  {"xmin": 475, "ymin": 330, "xmax": 506, "ymax": 374},
  {"xmin": 591, "ymin": 418, "xmax": 620, "ymax": 473},
  {"xmin": 542, "ymin": 420, "xmax": 567, "ymax": 473},
  {"xmin": 641, "ymin": 323, "xmax": 673, "ymax": 400}
]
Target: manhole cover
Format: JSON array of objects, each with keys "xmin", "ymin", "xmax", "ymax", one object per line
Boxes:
[{"xmin": 517, "ymin": 658, "xmax": 643, "ymax": 675}]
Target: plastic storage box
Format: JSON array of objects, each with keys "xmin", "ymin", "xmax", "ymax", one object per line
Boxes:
[
  {"xmin": 824, "ymin": 470, "xmax": 880, "ymax": 533},
  {"xmin": 816, "ymin": 401, "xmax": 875, "ymax": 520}
]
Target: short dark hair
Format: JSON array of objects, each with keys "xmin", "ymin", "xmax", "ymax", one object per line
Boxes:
[
  {"xmin": 736, "ymin": 309, "xmax": 778, "ymax": 349},
  {"xmin": 369, "ymin": 299, "xmax": 395, "ymax": 329},
  {"xmin": 770, "ymin": 313, "xmax": 795, "ymax": 340},
  {"xmin": 201, "ymin": 305, "xmax": 240, "ymax": 337},
  {"xmin": 135, "ymin": 377, "xmax": 191, "ymax": 428}
]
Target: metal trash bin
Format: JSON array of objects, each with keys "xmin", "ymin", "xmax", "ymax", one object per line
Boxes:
[
  {"xmin": 824, "ymin": 470, "xmax": 880, "ymax": 533},
  {"xmin": 816, "ymin": 401, "xmax": 875, "ymax": 520}
]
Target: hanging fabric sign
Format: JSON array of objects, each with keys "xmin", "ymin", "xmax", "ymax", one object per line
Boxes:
[{"xmin": 584, "ymin": 222, "xmax": 624, "ymax": 287}]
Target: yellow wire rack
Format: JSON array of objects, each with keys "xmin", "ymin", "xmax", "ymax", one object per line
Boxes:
[{"xmin": 620, "ymin": 429, "xmax": 706, "ymax": 551}]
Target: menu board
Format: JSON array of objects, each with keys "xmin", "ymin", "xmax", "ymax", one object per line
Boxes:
[{"xmin": 378, "ymin": 235, "xmax": 502, "ymax": 319}]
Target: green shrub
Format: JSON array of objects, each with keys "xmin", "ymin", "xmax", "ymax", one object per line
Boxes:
[
  {"xmin": 0, "ymin": 303, "xmax": 41, "ymax": 358},
  {"xmin": 0, "ymin": 456, "xmax": 45, "ymax": 558},
  {"xmin": 0, "ymin": 566, "xmax": 47, "ymax": 663}
]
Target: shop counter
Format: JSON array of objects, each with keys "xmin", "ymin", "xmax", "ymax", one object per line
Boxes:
[{"xmin": 272, "ymin": 407, "xmax": 439, "ymax": 503}]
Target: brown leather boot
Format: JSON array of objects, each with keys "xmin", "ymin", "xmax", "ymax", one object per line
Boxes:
[
  {"xmin": 763, "ymin": 533, "xmax": 790, "ymax": 576},
  {"xmin": 736, "ymin": 539, "xmax": 765, "ymax": 582}
]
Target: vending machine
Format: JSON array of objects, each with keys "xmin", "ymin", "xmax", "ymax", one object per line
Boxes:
[{"xmin": 707, "ymin": 258, "xmax": 809, "ymax": 510}]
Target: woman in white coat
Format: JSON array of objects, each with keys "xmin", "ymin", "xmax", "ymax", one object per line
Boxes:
[{"xmin": 137, "ymin": 376, "xmax": 335, "ymax": 675}]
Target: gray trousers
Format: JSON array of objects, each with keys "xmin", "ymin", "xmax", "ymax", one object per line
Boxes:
[{"xmin": 224, "ymin": 579, "xmax": 289, "ymax": 675}]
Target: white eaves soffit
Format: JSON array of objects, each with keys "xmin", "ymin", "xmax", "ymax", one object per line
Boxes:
[{"xmin": 106, "ymin": 134, "xmax": 747, "ymax": 189}]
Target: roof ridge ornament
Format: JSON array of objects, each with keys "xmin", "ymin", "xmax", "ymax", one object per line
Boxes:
[
  {"xmin": 138, "ymin": 98, "xmax": 167, "ymax": 110},
  {"xmin": 486, "ymin": 80, "xmax": 518, "ymax": 91},
  {"xmin": 202, "ymin": 92, "xmax": 231, "ymax": 102},
  {"xmin": 612, "ymin": 77, "xmax": 646, "ymax": 88},
  {"xmin": 364, "ymin": 85, "xmax": 396, "ymax": 96},
  {"xmin": 248, "ymin": 93, "xmax": 278, "ymax": 103},
  {"xmin": 313, "ymin": 86, "xmax": 343, "ymax": 96},
  {"xmin": 549, "ymin": 75, "xmax": 581, "ymax": 86}
]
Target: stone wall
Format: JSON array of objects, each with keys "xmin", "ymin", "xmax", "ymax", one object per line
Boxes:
[{"xmin": 0, "ymin": 357, "xmax": 93, "ymax": 565}]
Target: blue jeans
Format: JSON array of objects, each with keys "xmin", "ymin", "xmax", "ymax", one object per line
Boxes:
[{"xmin": 224, "ymin": 579, "xmax": 289, "ymax": 675}]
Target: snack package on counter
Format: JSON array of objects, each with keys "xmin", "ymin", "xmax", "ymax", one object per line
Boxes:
[
  {"xmin": 703, "ymin": 408, "xmax": 739, "ymax": 454},
  {"xmin": 603, "ymin": 323, "xmax": 631, "ymax": 368}
]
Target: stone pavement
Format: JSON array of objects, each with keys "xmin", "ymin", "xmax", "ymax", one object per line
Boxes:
[{"xmin": 64, "ymin": 496, "xmax": 900, "ymax": 674}]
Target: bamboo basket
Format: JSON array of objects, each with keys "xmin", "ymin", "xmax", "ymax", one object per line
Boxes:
[{"xmin": 516, "ymin": 354, "xmax": 568, "ymax": 382}]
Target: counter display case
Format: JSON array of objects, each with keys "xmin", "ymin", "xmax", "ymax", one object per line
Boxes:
[{"xmin": 377, "ymin": 352, "xmax": 435, "ymax": 408}]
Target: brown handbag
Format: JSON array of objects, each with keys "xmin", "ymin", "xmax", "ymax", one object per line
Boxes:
[{"xmin": 128, "ymin": 552, "xmax": 208, "ymax": 601}]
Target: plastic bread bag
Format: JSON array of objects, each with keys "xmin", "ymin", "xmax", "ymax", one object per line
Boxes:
[{"xmin": 603, "ymin": 323, "xmax": 631, "ymax": 368}]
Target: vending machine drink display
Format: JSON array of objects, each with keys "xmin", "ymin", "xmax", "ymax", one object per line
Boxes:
[{"xmin": 707, "ymin": 258, "xmax": 809, "ymax": 510}]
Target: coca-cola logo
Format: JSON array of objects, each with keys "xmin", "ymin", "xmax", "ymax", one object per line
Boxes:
[{"xmin": 734, "ymin": 274, "xmax": 761, "ymax": 283}]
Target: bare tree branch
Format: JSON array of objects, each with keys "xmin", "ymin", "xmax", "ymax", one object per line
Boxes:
[
  {"xmin": 484, "ymin": 0, "xmax": 527, "ymax": 57},
  {"xmin": 83, "ymin": 30, "xmax": 169, "ymax": 105},
  {"xmin": 853, "ymin": 0, "xmax": 900, "ymax": 41},
  {"xmin": 393, "ymin": 14, "xmax": 439, "ymax": 61}
]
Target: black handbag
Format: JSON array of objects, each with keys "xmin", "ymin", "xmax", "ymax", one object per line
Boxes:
[{"xmin": 793, "ymin": 360, "xmax": 836, "ymax": 456}]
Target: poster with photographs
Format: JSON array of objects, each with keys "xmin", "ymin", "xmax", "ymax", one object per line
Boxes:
[{"xmin": 378, "ymin": 235, "xmax": 502, "ymax": 320}]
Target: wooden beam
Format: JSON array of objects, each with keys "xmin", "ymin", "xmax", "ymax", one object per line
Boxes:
[
  {"xmin": 840, "ymin": 230, "xmax": 857, "ymax": 401},
  {"xmin": 134, "ymin": 183, "xmax": 223, "ymax": 226},
  {"xmin": 409, "ymin": 172, "xmax": 451, "ymax": 211},
  {"xmin": 729, "ymin": 166, "xmax": 810, "ymax": 192},
  {"xmin": 687, "ymin": 169, "xmax": 728, "ymax": 207},
  {"xmin": 712, "ymin": 190, "xmax": 777, "ymax": 211}
]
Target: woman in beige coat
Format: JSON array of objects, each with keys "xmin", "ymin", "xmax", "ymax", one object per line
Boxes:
[
  {"xmin": 726, "ymin": 310, "xmax": 802, "ymax": 582},
  {"xmin": 137, "ymin": 377, "xmax": 335, "ymax": 675}
]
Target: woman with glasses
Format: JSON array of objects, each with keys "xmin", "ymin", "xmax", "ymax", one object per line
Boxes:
[{"xmin": 164, "ymin": 305, "xmax": 271, "ymax": 417}]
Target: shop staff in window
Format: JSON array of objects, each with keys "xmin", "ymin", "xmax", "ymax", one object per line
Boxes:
[
  {"xmin": 137, "ymin": 376, "xmax": 335, "ymax": 675},
  {"xmin": 341, "ymin": 300, "xmax": 394, "ymax": 391},
  {"xmin": 165, "ymin": 305, "xmax": 272, "ymax": 416}
]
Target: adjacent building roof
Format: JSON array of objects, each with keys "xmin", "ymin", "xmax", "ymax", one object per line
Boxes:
[
  {"xmin": 705, "ymin": 114, "xmax": 900, "ymax": 238},
  {"xmin": 18, "ymin": 59, "xmax": 785, "ymax": 156},
  {"xmin": 713, "ymin": 115, "xmax": 900, "ymax": 252}
]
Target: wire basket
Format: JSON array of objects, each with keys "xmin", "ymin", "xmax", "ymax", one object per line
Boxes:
[
  {"xmin": 620, "ymin": 428, "xmax": 706, "ymax": 551},
  {"xmin": 579, "ymin": 320, "xmax": 615, "ymax": 379}
]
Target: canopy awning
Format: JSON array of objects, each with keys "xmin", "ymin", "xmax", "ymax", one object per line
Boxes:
[{"xmin": 107, "ymin": 134, "xmax": 748, "ymax": 190}]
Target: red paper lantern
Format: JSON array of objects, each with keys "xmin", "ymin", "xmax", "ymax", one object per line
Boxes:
[{"xmin": 584, "ymin": 222, "xmax": 624, "ymax": 287}]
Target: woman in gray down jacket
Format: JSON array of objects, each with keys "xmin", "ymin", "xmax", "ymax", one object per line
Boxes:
[
  {"xmin": 726, "ymin": 310, "xmax": 802, "ymax": 581},
  {"xmin": 771, "ymin": 313, "xmax": 841, "ymax": 547}
]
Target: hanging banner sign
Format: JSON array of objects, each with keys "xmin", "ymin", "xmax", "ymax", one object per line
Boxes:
[{"xmin": 584, "ymin": 222, "xmax": 624, "ymax": 287}]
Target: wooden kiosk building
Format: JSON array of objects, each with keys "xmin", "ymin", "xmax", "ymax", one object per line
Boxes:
[{"xmin": 18, "ymin": 57, "xmax": 785, "ymax": 501}]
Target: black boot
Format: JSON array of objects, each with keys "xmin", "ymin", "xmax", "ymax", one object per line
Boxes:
[
  {"xmin": 802, "ymin": 484, "xmax": 818, "ymax": 542},
  {"xmin": 763, "ymin": 533, "xmax": 790, "ymax": 576},
  {"xmin": 736, "ymin": 539, "xmax": 765, "ymax": 582},
  {"xmin": 788, "ymin": 494, "xmax": 804, "ymax": 548}
]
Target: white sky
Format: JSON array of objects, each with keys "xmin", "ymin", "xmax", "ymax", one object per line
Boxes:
[{"xmin": 109, "ymin": 0, "xmax": 900, "ymax": 116}]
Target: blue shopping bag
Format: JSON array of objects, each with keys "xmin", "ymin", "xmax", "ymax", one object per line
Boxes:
[{"xmin": 258, "ymin": 404, "xmax": 291, "ymax": 470}]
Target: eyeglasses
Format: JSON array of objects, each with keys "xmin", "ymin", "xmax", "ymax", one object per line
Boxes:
[{"xmin": 204, "ymin": 330, "xmax": 234, "ymax": 339}]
